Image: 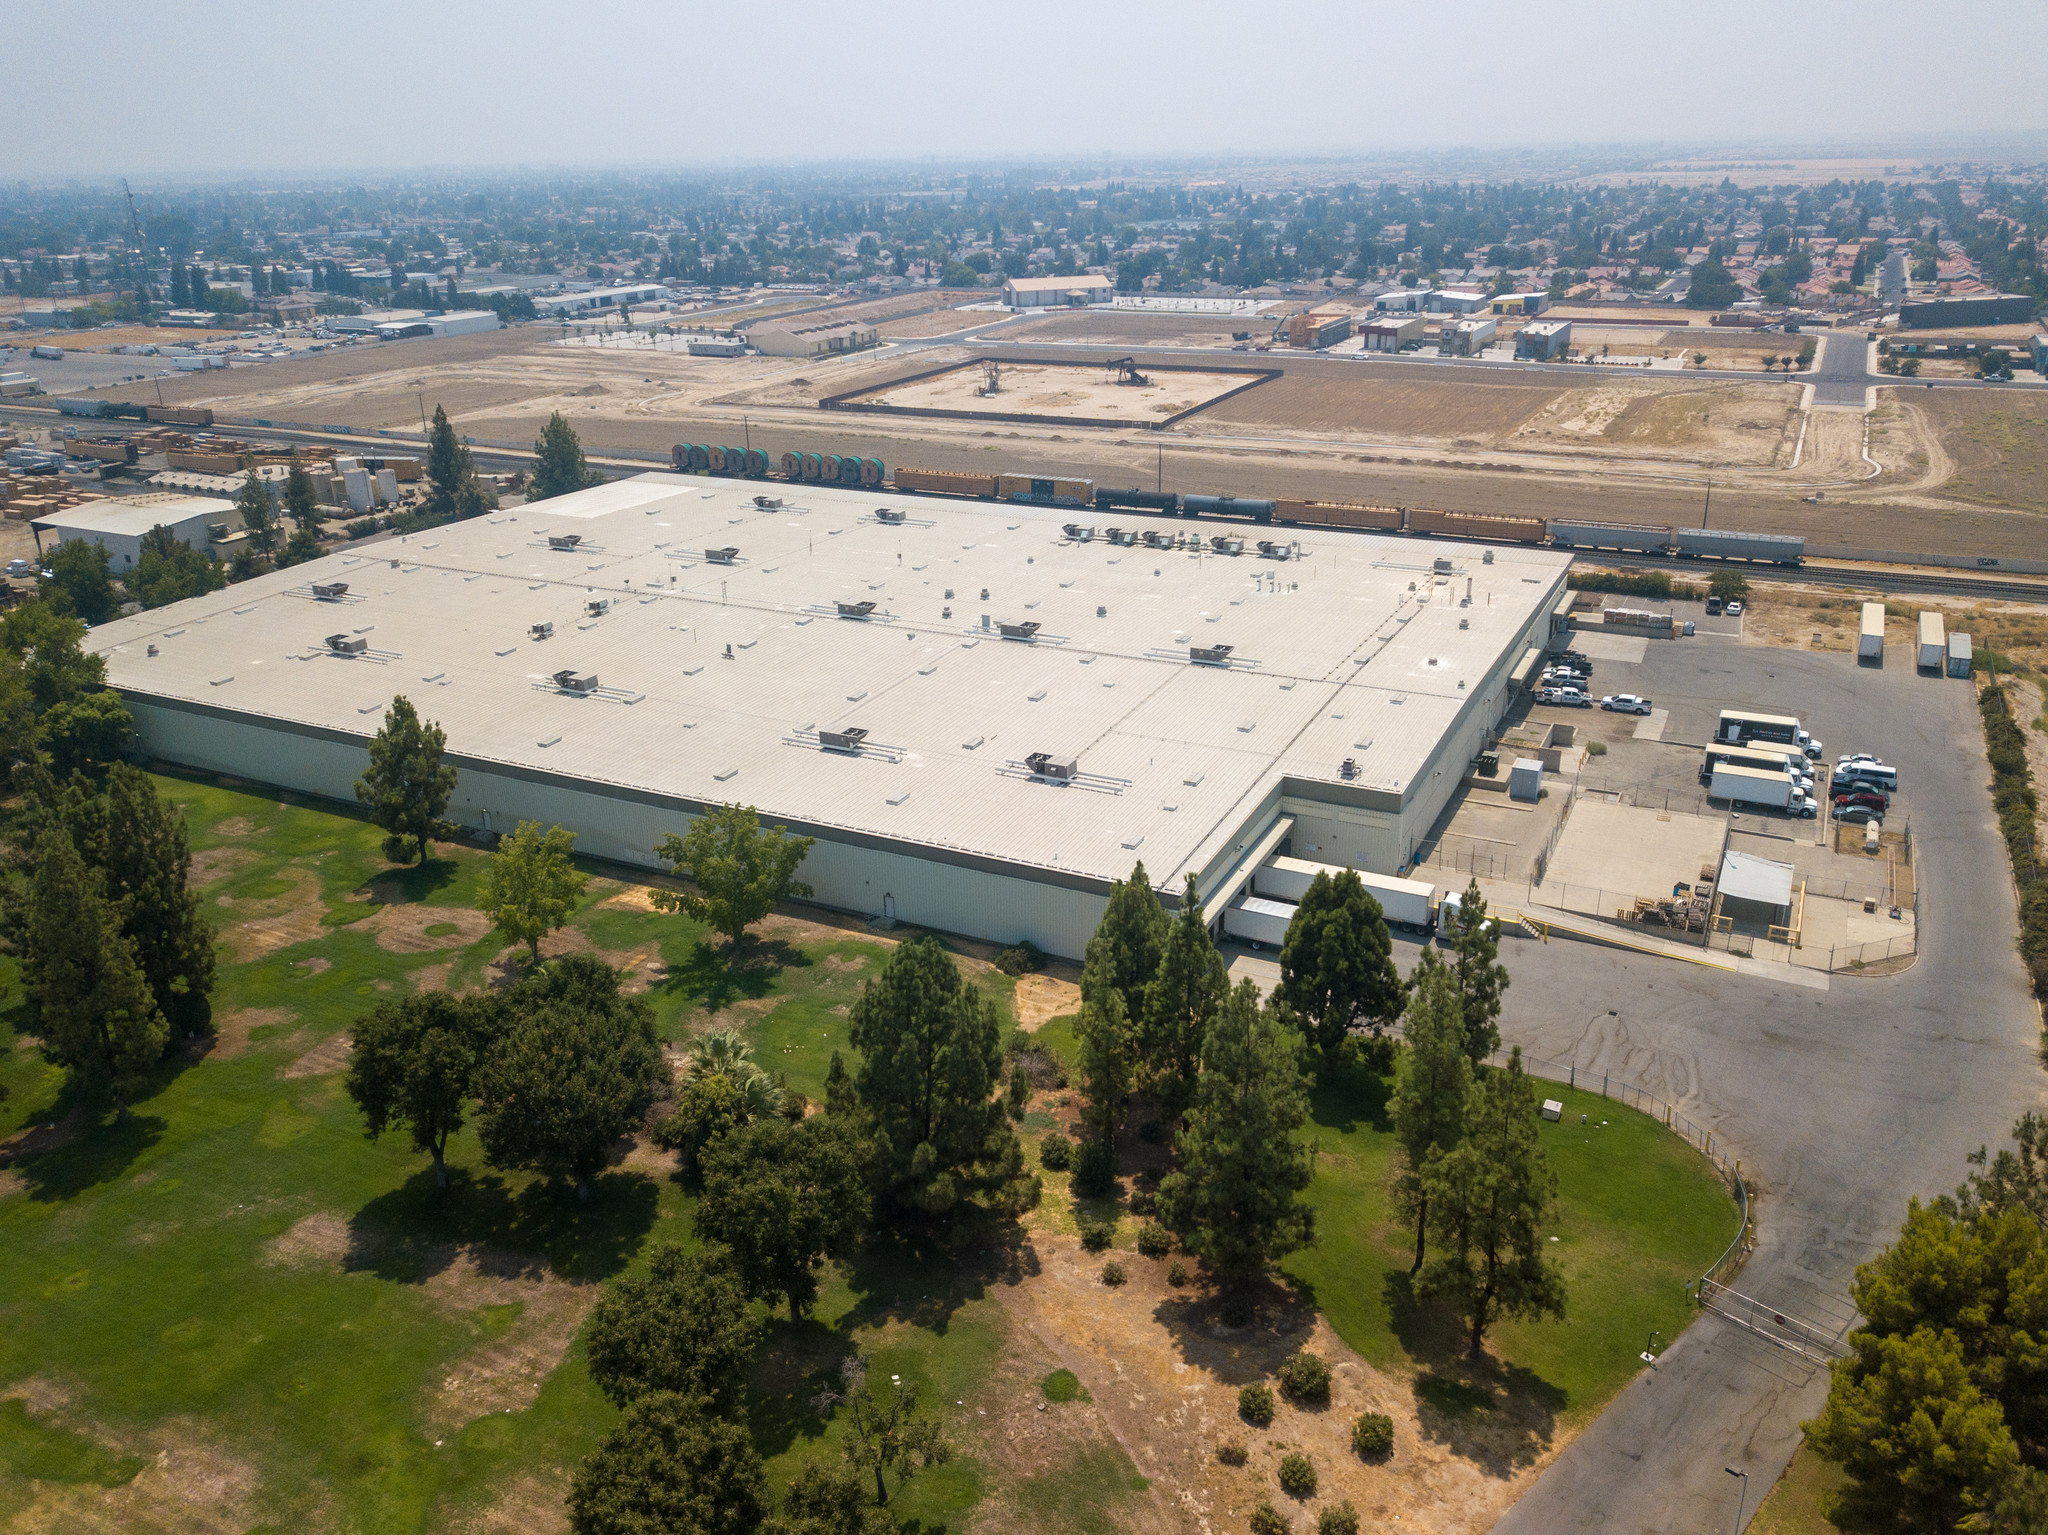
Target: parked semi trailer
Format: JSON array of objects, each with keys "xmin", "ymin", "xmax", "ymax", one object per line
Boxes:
[
  {"xmin": 1223, "ymin": 896, "xmax": 1297, "ymax": 948},
  {"xmin": 1859, "ymin": 602, "xmax": 1885, "ymax": 660},
  {"xmin": 1917, "ymin": 611, "xmax": 1947, "ymax": 670},
  {"xmin": 1251, "ymin": 856, "xmax": 1437, "ymax": 932}
]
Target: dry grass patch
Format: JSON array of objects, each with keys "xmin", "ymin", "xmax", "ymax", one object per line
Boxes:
[
  {"xmin": 4, "ymin": 1427, "xmax": 264, "ymax": 1535},
  {"xmin": 205, "ymin": 1008, "xmax": 294, "ymax": 1062},
  {"xmin": 215, "ymin": 865, "xmax": 327, "ymax": 962},
  {"xmin": 280, "ymin": 1033, "xmax": 353, "ymax": 1080},
  {"xmin": 187, "ymin": 847, "xmax": 257, "ymax": 887},
  {"xmin": 1013, "ymin": 973, "xmax": 1082, "ymax": 1032},
  {"xmin": 364, "ymin": 902, "xmax": 492, "ymax": 955}
]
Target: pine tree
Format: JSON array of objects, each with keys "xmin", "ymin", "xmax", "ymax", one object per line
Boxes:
[
  {"xmin": 1449, "ymin": 879, "xmax": 1510, "ymax": 1069},
  {"xmin": 528, "ymin": 412, "xmax": 603, "ymax": 502},
  {"xmin": 354, "ymin": 694, "xmax": 458, "ymax": 864},
  {"xmin": 1389, "ymin": 948, "xmax": 1469, "ymax": 1274},
  {"xmin": 1156, "ymin": 979, "xmax": 1315, "ymax": 1290},
  {"xmin": 1076, "ymin": 986, "xmax": 1133, "ymax": 1146},
  {"xmin": 847, "ymin": 937, "xmax": 1030, "ymax": 1220},
  {"xmin": 1081, "ymin": 860, "xmax": 1168, "ymax": 1032},
  {"xmin": 1277, "ymin": 869, "xmax": 1405, "ymax": 1066},
  {"xmin": 479, "ymin": 819, "xmax": 588, "ymax": 960},
  {"xmin": 22, "ymin": 831, "xmax": 168, "ymax": 1114},
  {"xmin": 233, "ymin": 470, "xmax": 277, "ymax": 564},
  {"xmin": 421, "ymin": 404, "xmax": 495, "ymax": 522},
  {"xmin": 98, "ymin": 765, "xmax": 216, "ymax": 1038},
  {"xmin": 1417, "ymin": 1048, "xmax": 1565, "ymax": 1359},
  {"xmin": 278, "ymin": 454, "xmax": 323, "ymax": 566},
  {"xmin": 1141, "ymin": 874, "xmax": 1227, "ymax": 1126}
]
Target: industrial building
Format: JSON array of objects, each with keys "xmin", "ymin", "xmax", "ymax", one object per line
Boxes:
[
  {"xmin": 1489, "ymin": 292, "xmax": 1548, "ymax": 316},
  {"xmin": 371, "ymin": 310, "xmax": 502, "ymax": 340},
  {"xmin": 748, "ymin": 319, "xmax": 880, "ymax": 359},
  {"xmin": 1899, "ymin": 294, "xmax": 2036, "ymax": 328},
  {"xmin": 30, "ymin": 492, "xmax": 235, "ymax": 569},
  {"xmin": 534, "ymin": 284, "xmax": 671, "ymax": 317},
  {"xmin": 1284, "ymin": 311, "xmax": 1352, "ymax": 349},
  {"xmin": 1374, "ymin": 289, "xmax": 1427, "ymax": 312},
  {"xmin": 1004, "ymin": 274, "xmax": 1115, "ymax": 308},
  {"xmin": 1425, "ymin": 289, "xmax": 1489, "ymax": 314},
  {"xmin": 87, "ymin": 475, "xmax": 1571, "ymax": 959},
  {"xmin": 1439, "ymin": 316, "xmax": 1497, "ymax": 356},
  {"xmin": 1361, "ymin": 315, "xmax": 1424, "ymax": 352},
  {"xmin": 1515, "ymin": 319, "xmax": 1572, "ymax": 360}
]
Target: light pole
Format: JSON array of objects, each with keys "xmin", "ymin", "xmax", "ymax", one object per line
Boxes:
[{"xmin": 1725, "ymin": 1466, "xmax": 1749, "ymax": 1534}]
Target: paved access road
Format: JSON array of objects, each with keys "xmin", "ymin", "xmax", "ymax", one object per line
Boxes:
[
  {"xmin": 1487, "ymin": 634, "xmax": 2043, "ymax": 1533},
  {"xmin": 1809, "ymin": 331, "xmax": 1877, "ymax": 408}
]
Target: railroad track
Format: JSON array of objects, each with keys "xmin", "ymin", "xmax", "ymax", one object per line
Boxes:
[{"xmin": 1579, "ymin": 549, "xmax": 2048, "ymax": 604}]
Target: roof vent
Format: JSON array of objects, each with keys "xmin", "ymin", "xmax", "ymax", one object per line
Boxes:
[
  {"xmin": 1340, "ymin": 757, "xmax": 1359, "ymax": 780},
  {"xmin": 311, "ymin": 581, "xmax": 350, "ymax": 600},
  {"xmin": 547, "ymin": 534, "xmax": 583, "ymax": 551},
  {"xmin": 1025, "ymin": 752, "xmax": 1078, "ymax": 781},
  {"xmin": 553, "ymin": 670, "xmax": 599, "ymax": 695},
  {"xmin": 530, "ymin": 621, "xmax": 554, "ymax": 641},
  {"xmin": 326, "ymin": 633, "xmax": 368, "ymax": 655},
  {"xmin": 586, "ymin": 598, "xmax": 610, "ymax": 617},
  {"xmin": 1483, "ymin": 549, "xmax": 1495, "ymax": 564},
  {"xmin": 836, "ymin": 600, "xmax": 877, "ymax": 620},
  {"xmin": 1256, "ymin": 540, "xmax": 1291, "ymax": 560},
  {"xmin": 705, "ymin": 546, "xmax": 739, "ymax": 564},
  {"xmin": 875, "ymin": 507, "xmax": 905, "ymax": 524},
  {"xmin": 753, "ymin": 494, "xmax": 783, "ymax": 509},
  {"xmin": 821, "ymin": 726, "xmax": 870, "ymax": 752},
  {"xmin": 1063, "ymin": 523, "xmax": 1095, "ymax": 542},
  {"xmin": 1191, "ymin": 643, "xmax": 1234, "ymax": 666},
  {"xmin": 997, "ymin": 620, "xmax": 1042, "ymax": 642},
  {"xmin": 1210, "ymin": 535, "xmax": 1244, "ymax": 555}
]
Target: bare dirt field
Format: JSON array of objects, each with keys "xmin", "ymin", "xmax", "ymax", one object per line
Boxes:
[
  {"xmin": 877, "ymin": 309, "xmax": 984, "ymax": 339},
  {"xmin": 1187, "ymin": 372, "xmax": 1566, "ymax": 443},
  {"xmin": 817, "ymin": 289, "xmax": 984, "ymax": 327},
  {"xmin": 837, "ymin": 360, "xmax": 1267, "ymax": 425},
  {"xmin": 1517, "ymin": 380, "xmax": 1801, "ymax": 466},
  {"xmin": 4, "ymin": 323, "xmax": 241, "ymax": 350},
  {"xmin": 1891, "ymin": 389, "xmax": 2048, "ymax": 510},
  {"xmin": 1002, "ymin": 311, "xmax": 1269, "ymax": 349}
]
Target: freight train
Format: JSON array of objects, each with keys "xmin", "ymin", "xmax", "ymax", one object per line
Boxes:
[{"xmin": 668, "ymin": 441, "xmax": 1807, "ymax": 565}]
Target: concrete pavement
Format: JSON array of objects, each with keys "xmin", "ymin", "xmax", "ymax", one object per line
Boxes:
[{"xmin": 1809, "ymin": 331, "xmax": 1877, "ymax": 408}]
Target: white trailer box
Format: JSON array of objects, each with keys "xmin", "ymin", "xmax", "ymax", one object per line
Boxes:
[
  {"xmin": 1251, "ymin": 856, "xmax": 1435, "ymax": 931},
  {"xmin": 1859, "ymin": 602, "xmax": 1885, "ymax": 660},
  {"xmin": 374, "ymin": 468, "xmax": 398, "ymax": 503},
  {"xmin": 1917, "ymin": 611, "xmax": 1946, "ymax": 670},
  {"xmin": 1947, "ymin": 632, "xmax": 1973, "ymax": 678},
  {"xmin": 1253, "ymin": 855, "xmax": 1327, "ymax": 904},
  {"xmin": 1223, "ymin": 897, "xmax": 1297, "ymax": 949},
  {"xmin": 1509, "ymin": 757, "xmax": 1544, "ymax": 802},
  {"xmin": 1710, "ymin": 763, "xmax": 1794, "ymax": 809}
]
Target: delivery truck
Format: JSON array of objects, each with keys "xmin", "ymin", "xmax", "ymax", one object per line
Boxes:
[
  {"xmin": 1716, "ymin": 709, "xmax": 1823, "ymax": 759},
  {"xmin": 1223, "ymin": 897, "xmax": 1298, "ymax": 949},
  {"xmin": 1859, "ymin": 603, "xmax": 1885, "ymax": 661},
  {"xmin": 1709, "ymin": 763, "xmax": 1817, "ymax": 817},
  {"xmin": 1252, "ymin": 857, "xmax": 1436, "ymax": 932},
  {"xmin": 1917, "ymin": 611, "xmax": 1946, "ymax": 671}
]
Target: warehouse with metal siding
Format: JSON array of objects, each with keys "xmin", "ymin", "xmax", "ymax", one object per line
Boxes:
[{"xmin": 89, "ymin": 476, "xmax": 1569, "ymax": 957}]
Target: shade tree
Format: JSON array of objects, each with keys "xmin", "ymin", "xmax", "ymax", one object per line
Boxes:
[
  {"xmin": 354, "ymin": 694, "xmax": 458, "ymax": 864},
  {"xmin": 653, "ymin": 803, "xmax": 815, "ymax": 949},
  {"xmin": 345, "ymin": 991, "xmax": 500, "ymax": 1188},
  {"xmin": 697, "ymin": 1115, "xmax": 871, "ymax": 1321},
  {"xmin": 583, "ymin": 1243, "xmax": 760, "ymax": 1416},
  {"xmin": 1277, "ymin": 868, "xmax": 1405, "ymax": 1066},
  {"xmin": 478, "ymin": 819, "xmax": 588, "ymax": 960}
]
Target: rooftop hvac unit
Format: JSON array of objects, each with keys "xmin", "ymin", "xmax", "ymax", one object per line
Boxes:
[
  {"xmin": 553, "ymin": 670, "xmax": 599, "ymax": 694},
  {"xmin": 1025, "ymin": 752, "xmax": 1079, "ymax": 781},
  {"xmin": 326, "ymin": 633, "xmax": 367, "ymax": 655},
  {"xmin": 1257, "ymin": 540, "xmax": 1291, "ymax": 560},
  {"xmin": 1210, "ymin": 535, "xmax": 1245, "ymax": 555},
  {"xmin": 875, "ymin": 507, "xmax": 905, "ymax": 524},
  {"xmin": 1142, "ymin": 529, "xmax": 1175, "ymax": 549},
  {"xmin": 997, "ymin": 620, "xmax": 1041, "ymax": 642},
  {"xmin": 706, "ymin": 546, "xmax": 739, "ymax": 564},
  {"xmin": 1191, "ymin": 643, "xmax": 1234, "ymax": 665},
  {"xmin": 1340, "ymin": 757, "xmax": 1359, "ymax": 780},
  {"xmin": 530, "ymin": 621, "xmax": 554, "ymax": 641},
  {"xmin": 586, "ymin": 598, "xmax": 611, "ymax": 617},
  {"xmin": 547, "ymin": 534, "xmax": 583, "ymax": 551},
  {"xmin": 820, "ymin": 726, "xmax": 870, "ymax": 753},
  {"xmin": 753, "ymin": 494, "xmax": 783, "ymax": 510},
  {"xmin": 836, "ymin": 600, "xmax": 877, "ymax": 619},
  {"xmin": 1106, "ymin": 527, "xmax": 1137, "ymax": 546},
  {"xmin": 1063, "ymin": 523, "xmax": 1095, "ymax": 542},
  {"xmin": 311, "ymin": 581, "xmax": 350, "ymax": 600},
  {"xmin": 1433, "ymin": 557, "xmax": 1454, "ymax": 574}
]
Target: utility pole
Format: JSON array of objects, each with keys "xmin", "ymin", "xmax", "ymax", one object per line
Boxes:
[
  {"xmin": 1702, "ymin": 476, "xmax": 1712, "ymax": 529},
  {"xmin": 1724, "ymin": 1467, "xmax": 1748, "ymax": 1535},
  {"xmin": 417, "ymin": 391, "xmax": 427, "ymax": 435}
]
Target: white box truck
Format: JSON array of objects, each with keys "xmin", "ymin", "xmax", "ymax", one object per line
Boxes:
[
  {"xmin": 1917, "ymin": 611, "xmax": 1946, "ymax": 671},
  {"xmin": 1859, "ymin": 602, "xmax": 1885, "ymax": 661},
  {"xmin": 1223, "ymin": 896, "xmax": 1297, "ymax": 948},
  {"xmin": 1716, "ymin": 709, "xmax": 1823, "ymax": 759},
  {"xmin": 1709, "ymin": 763, "xmax": 1815, "ymax": 816},
  {"xmin": 1251, "ymin": 858, "xmax": 1437, "ymax": 932}
]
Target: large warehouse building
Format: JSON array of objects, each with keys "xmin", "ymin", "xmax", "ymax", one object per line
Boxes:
[{"xmin": 86, "ymin": 476, "xmax": 1569, "ymax": 957}]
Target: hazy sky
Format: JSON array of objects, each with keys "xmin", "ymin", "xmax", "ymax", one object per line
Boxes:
[{"xmin": 6, "ymin": 0, "xmax": 2045, "ymax": 178}]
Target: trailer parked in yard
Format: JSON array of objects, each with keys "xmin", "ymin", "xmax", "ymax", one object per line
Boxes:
[
  {"xmin": 1859, "ymin": 603, "xmax": 1885, "ymax": 660},
  {"xmin": 1251, "ymin": 856, "xmax": 1436, "ymax": 932},
  {"xmin": 1948, "ymin": 632, "xmax": 1973, "ymax": 678},
  {"xmin": 1710, "ymin": 763, "xmax": 1815, "ymax": 816},
  {"xmin": 1223, "ymin": 896, "xmax": 1297, "ymax": 949},
  {"xmin": 1917, "ymin": 611, "xmax": 1946, "ymax": 671}
]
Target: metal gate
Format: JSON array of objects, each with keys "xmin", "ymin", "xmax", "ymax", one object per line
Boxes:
[{"xmin": 1697, "ymin": 1279, "xmax": 1852, "ymax": 1366}]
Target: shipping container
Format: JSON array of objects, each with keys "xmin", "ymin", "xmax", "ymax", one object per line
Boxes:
[
  {"xmin": 1406, "ymin": 508, "xmax": 1547, "ymax": 544},
  {"xmin": 1858, "ymin": 603, "xmax": 1885, "ymax": 660},
  {"xmin": 1669, "ymin": 526, "xmax": 1805, "ymax": 565},
  {"xmin": 1273, "ymin": 500, "xmax": 1404, "ymax": 531},
  {"xmin": 1947, "ymin": 632, "xmax": 1973, "ymax": 678},
  {"xmin": 1222, "ymin": 897, "xmax": 1298, "ymax": 949},
  {"xmin": 995, "ymin": 474, "xmax": 1093, "ymax": 508},
  {"xmin": 892, "ymin": 467, "xmax": 999, "ymax": 498},
  {"xmin": 1545, "ymin": 519, "xmax": 1672, "ymax": 554},
  {"xmin": 1917, "ymin": 611, "xmax": 1946, "ymax": 671}
]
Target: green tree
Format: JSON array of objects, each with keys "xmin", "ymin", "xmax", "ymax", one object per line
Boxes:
[
  {"xmin": 420, "ymin": 404, "xmax": 496, "ymax": 523},
  {"xmin": 697, "ymin": 1115, "xmax": 870, "ymax": 1320},
  {"xmin": 1390, "ymin": 949, "xmax": 1471, "ymax": 1275},
  {"xmin": 1076, "ymin": 986, "xmax": 1134, "ymax": 1147},
  {"xmin": 1081, "ymin": 860, "xmax": 1168, "ymax": 1029},
  {"xmin": 479, "ymin": 819, "xmax": 588, "ymax": 960},
  {"xmin": 38, "ymin": 538, "xmax": 119, "ymax": 624},
  {"xmin": 1141, "ymin": 873, "xmax": 1227, "ymax": 1126},
  {"xmin": 847, "ymin": 936, "xmax": 1030, "ymax": 1220},
  {"xmin": 1684, "ymin": 256, "xmax": 1741, "ymax": 310},
  {"xmin": 653, "ymin": 1071, "xmax": 750, "ymax": 1185},
  {"xmin": 1448, "ymin": 879, "xmax": 1509, "ymax": 1069},
  {"xmin": 652, "ymin": 803, "xmax": 815, "ymax": 949},
  {"xmin": 96, "ymin": 765, "xmax": 215, "ymax": 1036},
  {"xmin": 39, "ymin": 689, "xmax": 133, "ymax": 778},
  {"xmin": 583, "ymin": 1244, "xmax": 760, "ymax": 1415},
  {"xmin": 528, "ymin": 411, "xmax": 603, "ymax": 501},
  {"xmin": 475, "ymin": 958, "xmax": 666, "ymax": 1200},
  {"xmin": 354, "ymin": 694, "xmax": 457, "ymax": 864},
  {"xmin": 1156, "ymin": 979, "xmax": 1315, "ymax": 1290},
  {"xmin": 21, "ymin": 830, "xmax": 167, "ymax": 1114},
  {"xmin": 1417, "ymin": 1048, "xmax": 1565, "ymax": 1360},
  {"xmin": 131, "ymin": 525, "xmax": 226, "ymax": 608},
  {"xmin": 2, "ymin": 598, "xmax": 105, "ymax": 716},
  {"xmin": 345, "ymin": 991, "xmax": 497, "ymax": 1189},
  {"xmin": 1277, "ymin": 869, "xmax": 1406, "ymax": 1065},
  {"xmin": 820, "ymin": 1358, "xmax": 952, "ymax": 1508},
  {"xmin": 233, "ymin": 471, "xmax": 278, "ymax": 563},
  {"xmin": 1708, "ymin": 570, "xmax": 1751, "ymax": 603},
  {"xmin": 567, "ymin": 1391, "xmax": 768, "ymax": 1535},
  {"xmin": 277, "ymin": 454, "xmax": 323, "ymax": 566},
  {"xmin": 763, "ymin": 1462, "xmax": 895, "ymax": 1535}
]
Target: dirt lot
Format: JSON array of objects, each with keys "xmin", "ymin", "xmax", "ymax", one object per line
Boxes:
[
  {"xmin": 839, "ymin": 360, "xmax": 1266, "ymax": 424},
  {"xmin": 1002, "ymin": 310, "xmax": 1270, "ymax": 350},
  {"xmin": 1517, "ymin": 380, "xmax": 1801, "ymax": 466},
  {"xmin": 1187, "ymin": 372, "xmax": 1566, "ymax": 443},
  {"xmin": 1882, "ymin": 388, "xmax": 2048, "ymax": 510},
  {"xmin": 3, "ymin": 323, "xmax": 241, "ymax": 350}
]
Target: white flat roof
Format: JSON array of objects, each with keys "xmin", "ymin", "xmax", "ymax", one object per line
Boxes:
[
  {"xmin": 86, "ymin": 475, "xmax": 1568, "ymax": 891},
  {"xmin": 1718, "ymin": 849, "xmax": 1795, "ymax": 907},
  {"xmin": 32, "ymin": 493, "xmax": 233, "ymax": 534}
]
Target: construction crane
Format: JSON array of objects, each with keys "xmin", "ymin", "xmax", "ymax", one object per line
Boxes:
[{"xmin": 121, "ymin": 178, "xmax": 145, "ymax": 253}]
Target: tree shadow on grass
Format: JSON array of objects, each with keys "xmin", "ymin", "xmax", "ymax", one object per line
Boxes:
[
  {"xmin": 1383, "ymin": 1268, "xmax": 1565, "ymax": 1478},
  {"xmin": 747, "ymin": 1312, "xmax": 859, "ymax": 1458},
  {"xmin": 1308, "ymin": 1053, "xmax": 1394, "ymax": 1136},
  {"xmin": 659, "ymin": 935, "xmax": 811, "ymax": 1015},
  {"xmin": 352, "ymin": 855, "xmax": 462, "ymax": 907},
  {"xmin": 7, "ymin": 1098, "xmax": 164, "ymax": 1204},
  {"xmin": 346, "ymin": 1163, "xmax": 658, "ymax": 1284}
]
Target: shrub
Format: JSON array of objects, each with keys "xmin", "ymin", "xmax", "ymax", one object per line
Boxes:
[
  {"xmin": 1079, "ymin": 1217, "xmax": 1115, "ymax": 1252},
  {"xmin": 1042, "ymin": 1368, "xmax": 1086, "ymax": 1403},
  {"xmin": 1585, "ymin": 739, "xmax": 1607, "ymax": 757},
  {"xmin": 1249, "ymin": 1502, "xmax": 1291, "ymax": 1535},
  {"xmin": 1278, "ymin": 1351, "xmax": 1332, "ymax": 1406},
  {"xmin": 1317, "ymin": 1501, "xmax": 1360, "ymax": 1535},
  {"xmin": 1101, "ymin": 1259, "xmax": 1127, "ymax": 1286},
  {"xmin": 1072, "ymin": 1136, "xmax": 1117, "ymax": 1197},
  {"xmin": 1167, "ymin": 1259, "xmax": 1190, "ymax": 1287},
  {"xmin": 1238, "ymin": 1382, "xmax": 1275, "ymax": 1427},
  {"xmin": 995, "ymin": 940, "xmax": 1045, "ymax": 976},
  {"xmin": 1351, "ymin": 1412, "xmax": 1394, "ymax": 1459},
  {"xmin": 1136, "ymin": 1223, "xmax": 1172, "ymax": 1258},
  {"xmin": 1006, "ymin": 1039, "xmax": 1068, "ymax": 1091},
  {"xmin": 1278, "ymin": 1453, "xmax": 1317, "ymax": 1498},
  {"xmin": 1981, "ymin": 686, "xmax": 2048, "ymax": 1000},
  {"xmin": 1127, "ymin": 1186, "xmax": 1158, "ymax": 1216},
  {"xmin": 1217, "ymin": 1439, "xmax": 1249, "ymax": 1467},
  {"xmin": 1038, "ymin": 1129, "xmax": 1073, "ymax": 1170}
]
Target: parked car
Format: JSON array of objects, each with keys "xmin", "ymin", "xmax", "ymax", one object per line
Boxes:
[
  {"xmin": 1705, "ymin": 596, "xmax": 1724, "ymax": 616},
  {"xmin": 1837, "ymin": 762, "xmax": 1899, "ymax": 791},
  {"xmin": 1835, "ymin": 804, "xmax": 1884, "ymax": 826},
  {"xmin": 1725, "ymin": 601, "xmax": 1745, "ymax": 617},
  {"xmin": 1556, "ymin": 650, "xmax": 1592, "ymax": 669},
  {"xmin": 1600, "ymin": 694, "xmax": 1653, "ymax": 714},
  {"xmin": 1834, "ymin": 790, "xmax": 1890, "ymax": 813},
  {"xmin": 1539, "ymin": 688, "xmax": 1593, "ymax": 708}
]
